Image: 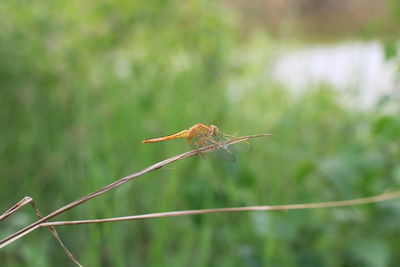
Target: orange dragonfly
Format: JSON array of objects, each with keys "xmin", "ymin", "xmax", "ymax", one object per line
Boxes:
[{"xmin": 142, "ymin": 123, "xmax": 251, "ymax": 161}]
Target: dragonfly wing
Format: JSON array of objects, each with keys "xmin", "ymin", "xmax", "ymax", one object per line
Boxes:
[
  {"xmin": 212, "ymin": 147, "xmax": 237, "ymax": 162},
  {"xmin": 228, "ymin": 139, "xmax": 252, "ymax": 153},
  {"xmin": 190, "ymin": 134, "xmax": 237, "ymax": 162},
  {"xmin": 213, "ymin": 132, "xmax": 252, "ymax": 153}
]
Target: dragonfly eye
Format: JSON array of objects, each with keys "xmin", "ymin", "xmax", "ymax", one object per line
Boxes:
[{"xmin": 210, "ymin": 125, "xmax": 219, "ymax": 136}]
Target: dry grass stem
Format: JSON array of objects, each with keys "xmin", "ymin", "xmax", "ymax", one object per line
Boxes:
[
  {"xmin": 0, "ymin": 197, "xmax": 83, "ymax": 266},
  {"xmin": 0, "ymin": 197, "xmax": 33, "ymax": 222},
  {"xmin": 0, "ymin": 134, "xmax": 269, "ymax": 249},
  {"xmin": 39, "ymin": 190, "xmax": 400, "ymax": 227}
]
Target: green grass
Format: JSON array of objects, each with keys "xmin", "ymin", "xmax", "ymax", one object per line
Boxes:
[{"xmin": 1, "ymin": 0, "xmax": 400, "ymax": 266}]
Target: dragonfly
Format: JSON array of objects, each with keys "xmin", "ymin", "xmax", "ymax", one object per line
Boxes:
[{"xmin": 142, "ymin": 123, "xmax": 251, "ymax": 161}]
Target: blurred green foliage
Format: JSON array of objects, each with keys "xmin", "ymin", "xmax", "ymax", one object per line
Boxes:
[{"xmin": 1, "ymin": 0, "xmax": 400, "ymax": 266}]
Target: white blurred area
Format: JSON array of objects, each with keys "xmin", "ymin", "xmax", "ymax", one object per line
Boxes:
[{"xmin": 271, "ymin": 41, "xmax": 399, "ymax": 108}]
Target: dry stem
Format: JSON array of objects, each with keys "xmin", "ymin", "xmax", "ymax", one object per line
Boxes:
[
  {"xmin": 0, "ymin": 134, "xmax": 269, "ymax": 249},
  {"xmin": 38, "ymin": 190, "xmax": 400, "ymax": 226}
]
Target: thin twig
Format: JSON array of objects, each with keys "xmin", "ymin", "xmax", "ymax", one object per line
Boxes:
[
  {"xmin": 0, "ymin": 134, "xmax": 270, "ymax": 249},
  {"xmin": 0, "ymin": 197, "xmax": 33, "ymax": 221},
  {"xmin": 30, "ymin": 202, "xmax": 83, "ymax": 267},
  {"xmin": 0, "ymin": 197, "xmax": 83, "ymax": 266},
  {"xmin": 39, "ymin": 190, "xmax": 400, "ymax": 226}
]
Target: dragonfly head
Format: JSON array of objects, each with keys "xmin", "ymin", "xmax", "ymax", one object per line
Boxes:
[{"xmin": 210, "ymin": 125, "xmax": 219, "ymax": 136}]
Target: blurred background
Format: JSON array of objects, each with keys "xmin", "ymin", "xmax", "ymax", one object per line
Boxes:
[{"xmin": 1, "ymin": 0, "xmax": 400, "ymax": 266}]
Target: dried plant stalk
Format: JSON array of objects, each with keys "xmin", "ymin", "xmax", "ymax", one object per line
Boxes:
[
  {"xmin": 0, "ymin": 134, "xmax": 269, "ymax": 248},
  {"xmin": 38, "ymin": 190, "xmax": 400, "ymax": 227},
  {"xmin": 0, "ymin": 197, "xmax": 83, "ymax": 266}
]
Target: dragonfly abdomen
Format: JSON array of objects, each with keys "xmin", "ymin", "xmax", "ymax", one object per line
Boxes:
[{"xmin": 142, "ymin": 130, "xmax": 190, "ymax": 143}]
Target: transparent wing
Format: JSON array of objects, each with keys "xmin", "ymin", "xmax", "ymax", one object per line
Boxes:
[{"xmin": 189, "ymin": 132, "xmax": 250, "ymax": 162}]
